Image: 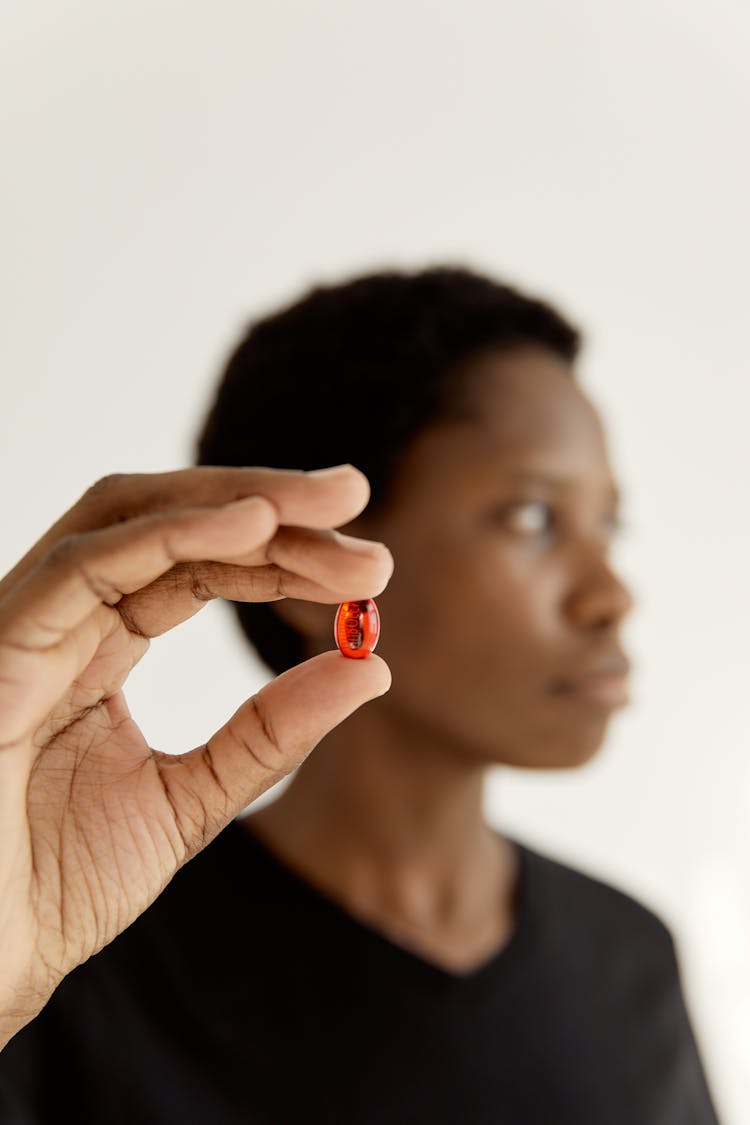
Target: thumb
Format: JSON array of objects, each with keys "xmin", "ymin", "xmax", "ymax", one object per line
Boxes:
[{"xmin": 156, "ymin": 650, "xmax": 391, "ymax": 858}]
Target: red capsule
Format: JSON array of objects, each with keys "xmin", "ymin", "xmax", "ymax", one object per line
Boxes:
[{"xmin": 334, "ymin": 599, "xmax": 380, "ymax": 659}]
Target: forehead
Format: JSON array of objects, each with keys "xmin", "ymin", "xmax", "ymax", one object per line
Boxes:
[
  {"xmin": 391, "ymin": 346, "xmax": 617, "ymax": 507},
  {"xmin": 456, "ymin": 346, "xmax": 603, "ymax": 452}
]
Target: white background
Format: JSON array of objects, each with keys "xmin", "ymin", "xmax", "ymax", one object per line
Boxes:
[{"xmin": 2, "ymin": 2, "xmax": 748, "ymax": 1119}]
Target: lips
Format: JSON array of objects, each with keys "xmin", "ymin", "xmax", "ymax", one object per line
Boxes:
[
  {"xmin": 554, "ymin": 655, "xmax": 632, "ymax": 690},
  {"xmin": 549, "ymin": 653, "xmax": 632, "ymax": 708}
]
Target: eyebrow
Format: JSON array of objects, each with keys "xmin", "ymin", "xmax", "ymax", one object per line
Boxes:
[{"xmin": 507, "ymin": 470, "xmax": 622, "ymax": 508}]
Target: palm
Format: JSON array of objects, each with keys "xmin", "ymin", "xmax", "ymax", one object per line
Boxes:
[{"xmin": 22, "ymin": 607, "xmax": 190, "ymax": 994}]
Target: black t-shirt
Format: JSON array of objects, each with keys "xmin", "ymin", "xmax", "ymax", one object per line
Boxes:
[{"xmin": 0, "ymin": 819, "xmax": 719, "ymax": 1124}]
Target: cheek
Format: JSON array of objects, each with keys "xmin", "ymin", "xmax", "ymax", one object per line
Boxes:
[
  {"xmin": 372, "ymin": 549, "xmax": 611, "ymax": 767},
  {"xmin": 382, "ymin": 601, "xmax": 609, "ymax": 769},
  {"xmin": 376, "ymin": 552, "xmax": 558, "ymax": 711}
]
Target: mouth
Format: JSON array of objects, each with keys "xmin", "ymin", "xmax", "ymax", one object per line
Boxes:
[
  {"xmin": 553, "ymin": 673, "xmax": 631, "ymax": 709},
  {"xmin": 548, "ymin": 656, "xmax": 632, "ymax": 710}
]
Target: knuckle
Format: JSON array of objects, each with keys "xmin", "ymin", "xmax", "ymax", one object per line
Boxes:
[
  {"xmin": 188, "ymin": 565, "xmax": 217, "ymax": 604},
  {"xmin": 45, "ymin": 533, "xmax": 83, "ymax": 569},
  {"xmin": 264, "ymin": 564, "xmax": 289, "ymax": 600},
  {"xmin": 115, "ymin": 596, "xmax": 148, "ymax": 638},
  {"xmin": 45, "ymin": 534, "xmax": 122, "ymax": 605},
  {"xmin": 247, "ymin": 696, "xmax": 287, "ymax": 773},
  {"xmin": 84, "ymin": 474, "xmax": 129, "ymax": 502},
  {"xmin": 230, "ymin": 700, "xmax": 287, "ymax": 778},
  {"xmin": 79, "ymin": 474, "xmax": 137, "ymax": 527}
]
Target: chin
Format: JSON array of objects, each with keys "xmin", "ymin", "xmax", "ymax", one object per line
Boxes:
[
  {"xmin": 487, "ymin": 722, "xmax": 610, "ymax": 771},
  {"xmin": 537, "ymin": 741, "xmax": 605, "ymax": 770}
]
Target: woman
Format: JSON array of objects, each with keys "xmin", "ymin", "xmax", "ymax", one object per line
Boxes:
[{"xmin": 0, "ymin": 266, "xmax": 719, "ymax": 1122}]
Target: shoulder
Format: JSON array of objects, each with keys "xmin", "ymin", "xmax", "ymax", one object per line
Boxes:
[{"xmin": 514, "ymin": 837, "xmax": 679, "ymax": 972}]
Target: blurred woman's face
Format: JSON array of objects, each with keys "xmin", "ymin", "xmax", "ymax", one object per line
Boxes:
[{"xmin": 365, "ymin": 345, "xmax": 634, "ymax": 769}]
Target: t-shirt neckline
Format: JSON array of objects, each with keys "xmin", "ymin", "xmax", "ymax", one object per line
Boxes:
[{"xmin": 230, "ymin": 817, "xmax": 534, "ymax": 989}]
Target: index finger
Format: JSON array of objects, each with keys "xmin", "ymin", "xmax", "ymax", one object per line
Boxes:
[
  {"xmin": 0, "ymin": 464, "xmax": 371, "ymax": 599},
  {"xmin": 0, "ymin": 496, "xmax": 279, "ymax": 752},
  {"xmin": 83, "ymin": 464, "xmax": 373, "ymax": 531}
]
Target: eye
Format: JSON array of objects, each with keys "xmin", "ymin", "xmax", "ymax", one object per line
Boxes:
[
  {"xmin": 489, "ymin": 502, "xmax": 628, "ymax": 540},
  {"xmin": 502, "ymin": 501, "xmax": 555, "ymax": 535}
]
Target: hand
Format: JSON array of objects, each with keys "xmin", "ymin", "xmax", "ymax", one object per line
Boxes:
[{"xmin": 0, "ymin": 465, "xmax": 392, "ymax": 1047}]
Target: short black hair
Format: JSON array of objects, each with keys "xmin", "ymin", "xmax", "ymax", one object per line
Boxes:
[{"xmin": 195, "ymin": 265, "xmax": 582, "ymax": 674}]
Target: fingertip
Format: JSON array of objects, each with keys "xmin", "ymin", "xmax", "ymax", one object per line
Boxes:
[
  {"xmin": 357, "ymin": 544, "xmax": 394, "ymax": 599},
  {"xmin": 306, "ymin": 648, "xmax": 391, "ymax": 699},
  {"xmin": 332, "ymin": 650, "xmax": 391, "ymax": 699},
  {"xmin": 341, "ymin": 463, "xmax": 371, "ymax": 501},
  {"xmin": 348, "ymin": 466, "xmax": 372, "ymax": 514},
  {"xmin": 364, "ymin": 652, "xmax": 392, "ymax": 696},
  {"xmin": 308, "ymin": 464, "xmax": 371, "ymax": 518},
  {"xmin": 377, "ymin": 544, "xmax": 395, "ymax": 590}
]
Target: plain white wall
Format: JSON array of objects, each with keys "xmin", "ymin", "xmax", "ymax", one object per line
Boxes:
[{"xmin": 2, "ymin": 1, "xmax": 748, "ymax": 1119}]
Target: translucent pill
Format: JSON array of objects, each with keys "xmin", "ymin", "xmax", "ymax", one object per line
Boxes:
[{"xmin": 334, "ymin": 599, "xmax": 380, "ymax": 659}]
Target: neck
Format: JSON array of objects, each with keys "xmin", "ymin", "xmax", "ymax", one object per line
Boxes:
[{"xmin": 244, "ymin": 699, "xmax": 518, "ymax": 943}]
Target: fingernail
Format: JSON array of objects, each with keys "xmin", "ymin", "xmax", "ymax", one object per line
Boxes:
[
  {"xmin": 222, "ymin": 495, "xmax": 271, "ymax": 511},
  {"xmin": 333, "ymin": 530, "xmax": 388, "ymax": 557},
  {"xmin": 307, "ymin": 464, "xmax": 356, "ymax": 479}
]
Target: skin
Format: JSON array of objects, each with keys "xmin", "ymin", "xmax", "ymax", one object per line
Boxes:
[
  {"xmin": 0, "ymin": 464, "xmax": 393, "ymax": 1048},
  {"xmin": 245, "ymin": 345, "xmax": 635, "ymax": 974}
]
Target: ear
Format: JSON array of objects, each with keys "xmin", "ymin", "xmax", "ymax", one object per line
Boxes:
[{"xmin": 271, "ymin": 597, "xmax": 334, "ymax": 648}]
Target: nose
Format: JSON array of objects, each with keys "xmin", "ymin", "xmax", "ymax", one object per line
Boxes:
[{"xmin": 564, "ymin": 549, "xmax": 635, "ymax": 630}]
